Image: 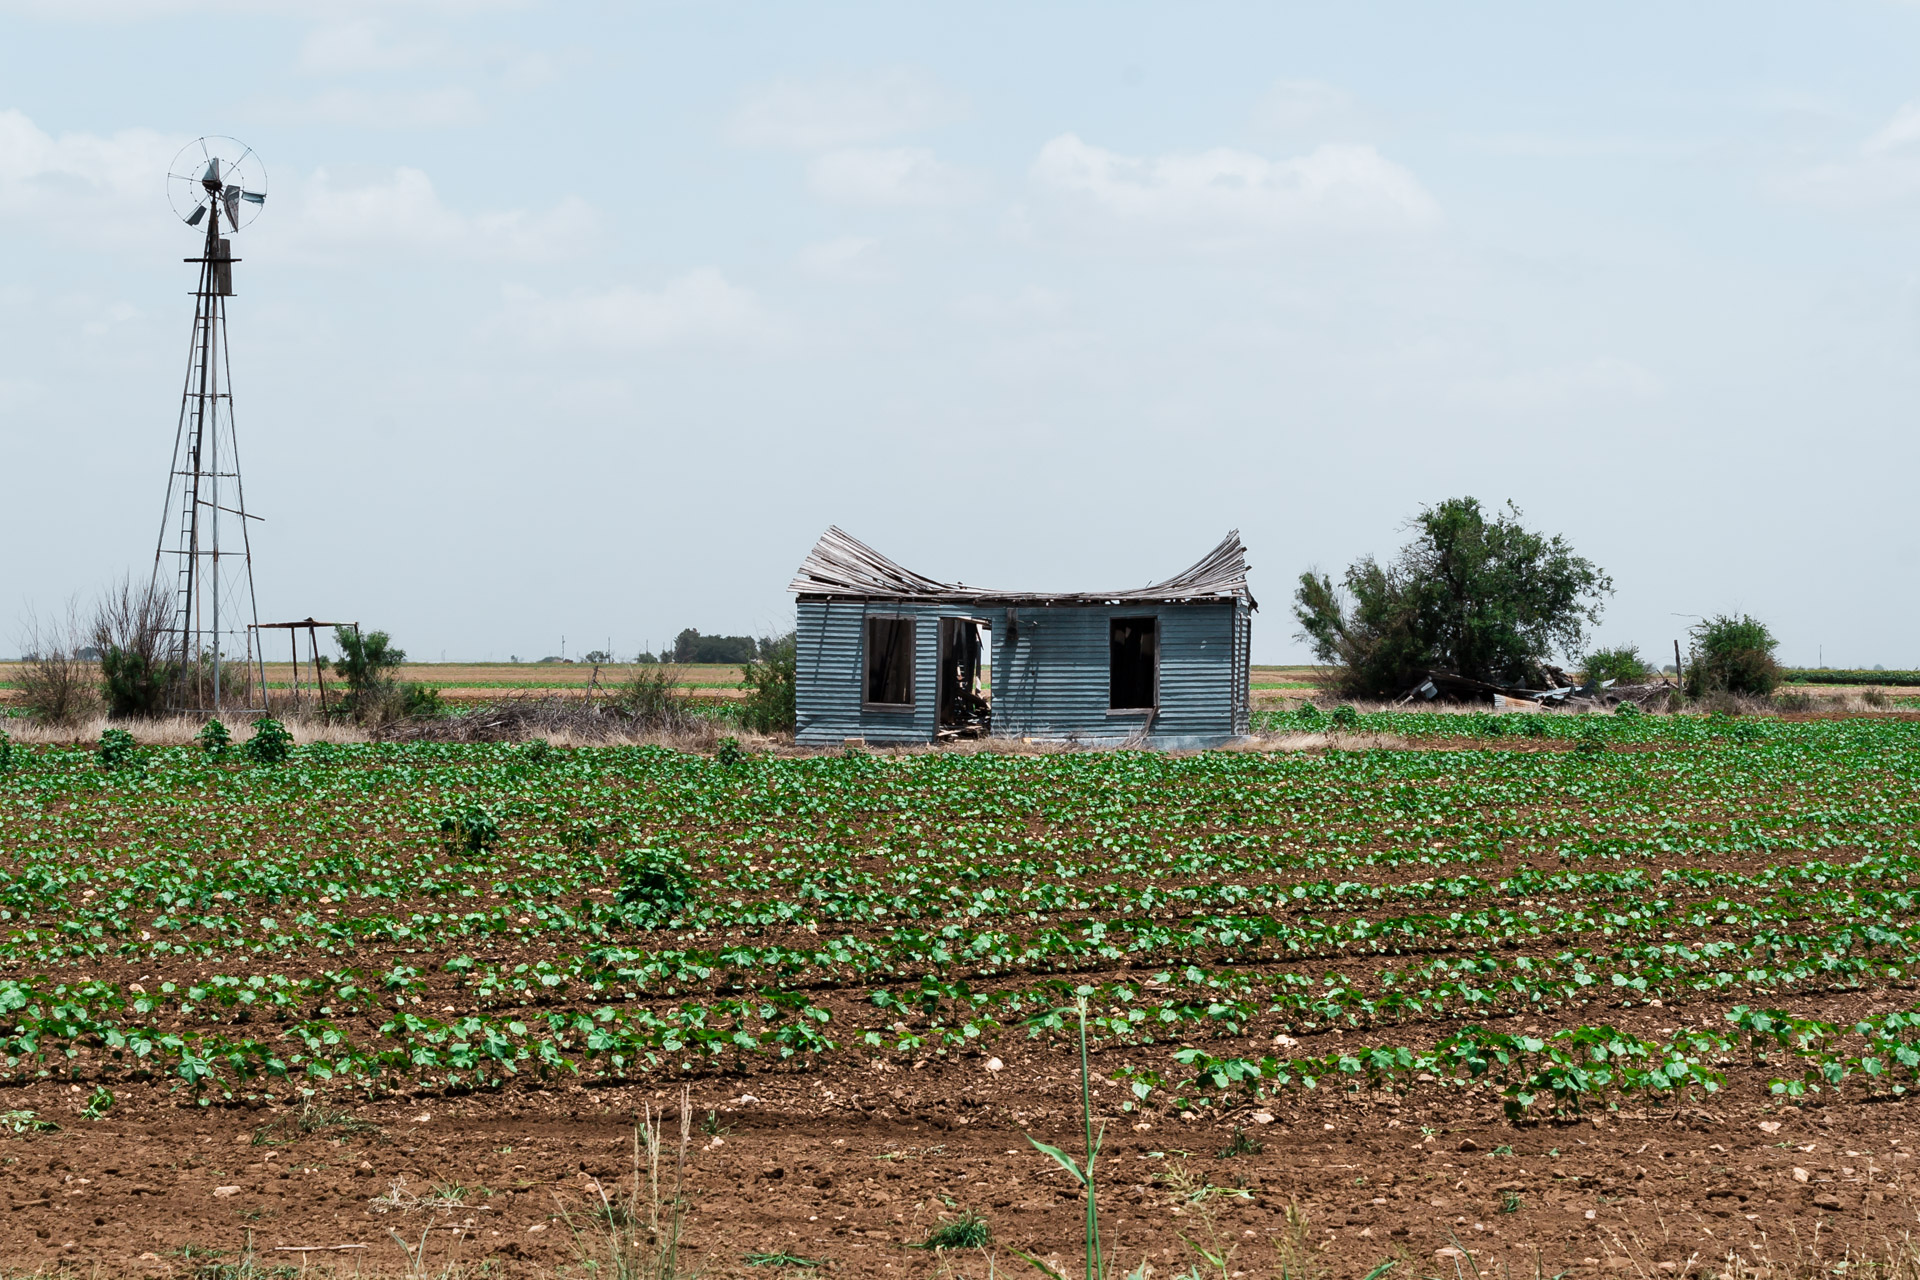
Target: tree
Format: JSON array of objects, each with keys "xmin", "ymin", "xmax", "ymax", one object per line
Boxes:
[
  {"xmin": 1294, "ymin": 497, "xmax": 1613, "ymax": 698},
  {"xmin": 740, "ymin": 630, "xmax": 796, "ymax": 733},
  {"xmin": 325, "ymin": 627, "xmax": 406, "ymax": 722},
  {"xmin": 1686, "ymin": 614, "xmax": 1778, "ymax": 697},
  {"xmin": 672, "ymin": 628, "xmax": 757, "ymax": 664},
  {"xmin": 1580, "ymin": 645, "xmax": 1651, "ymax": 686},
  {"xmin": 92, "ymin": 575, "xmax": 176, "ymax": 719}
]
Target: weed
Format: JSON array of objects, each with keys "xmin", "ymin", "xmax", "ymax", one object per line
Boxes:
[
  {"xmin": 746, "ymin": 1253, "xmax": 822, "ymax": 1268},
  {"xmin": 243, "ymin": 717, "xmax": 293, "ymax": 764},
  {"xmin": 715, "ymin": 736, "xmax": 748, "ymax": 768},
  {"xmin": 252, "ymin": 1101, "xmax": 380, "ymax": 1146},
  {"xmin": 699, "ymin": 1109, "xmax": 733, "ymax": 1137},
  {"xmin": 441, "ymin": 805, "xmax": 502, "ymax": 855},
  {"xmin": 0, "ymin": 1110, "xmax": 57, "ymax": 1134},
  {"xmin": 197, "ymin": 718, "xmax": 232, "ymax": 755},
  {"xmin": 99, "ymin": 727, "xmax": 137, "ymax": 771},
  {"xmin": 1216, "ymin": 1126, "xmax": 1263, "ymax": 1158},
  {"xmin": 561, "ymin": 1086, "xmax": 694, "ymax": 1280},
  {"xmin": 80, "ymin": 1086, "xmax": 113, "ymax": 1120},
  {"xmin": 916, "ymin": 1209, "xmax": 993, "ymax": 1250},
  {"xmin": 1499, "ymin": 1191, "xmax": 1522, "ymax": 1214}
]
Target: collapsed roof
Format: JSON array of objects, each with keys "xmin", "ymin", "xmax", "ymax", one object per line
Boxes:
[{"xmin": 788, "ymin": 526, "xmax": 1257, "ymax": 608}]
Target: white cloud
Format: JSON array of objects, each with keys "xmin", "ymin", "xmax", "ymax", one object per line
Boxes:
[
  {"xmin": 807, "ymin": 147, "xmax": 981, "ymax": 207},
  {"xmin": 1029, "ymin": 133, "xmax": 1440, "ymax": 242},
  {"xmin": 284, "ymin": 87, "xmax": 486, "ymax": 128},
  {"xmin": 1452, "ymin": 356, "xmax": 1663, "ymax": 412},
  {"xmin": 504, "ymin": 270, "xmax": 768, "ymax": 349},
  {"xmin": 0, "ymin": 109, "xmax": 180, "ymax": 247},
  {"xmin": 796, "ymin": 235, "xmax": 884, "ymax": 279},
  {"xmin": 729, "ymin": 68, "xmax": 966, "ymax": 149},
  {"xmin": 283, "ymin": 166, "xmax": 595, "ymax": 261}
]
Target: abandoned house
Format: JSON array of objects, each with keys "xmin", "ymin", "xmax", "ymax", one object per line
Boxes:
[{"xmin": 787, "ymin": 527, "xmax": 1256, "ymax": 749}]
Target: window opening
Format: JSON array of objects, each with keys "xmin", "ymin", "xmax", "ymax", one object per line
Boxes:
[
  {"xmin": 1109, "ymin": 616, "xmax": 1157, "ymax": 711},
  {"xmin": 864, "ymin": 615, "xmax": 914, "ymax": 707}
]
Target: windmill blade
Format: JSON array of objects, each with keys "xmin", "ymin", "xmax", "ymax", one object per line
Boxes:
[
  {"xmin": 223, "ymin": 185, "xmax": 241, "ymax": 226},
  {"xmin": 203, "ymin": 157, "xmax": 221, "ymax": 185},
  {"xmin": 186, "ymin": 205, "xmax": 207, "ymax": 227},
  {"xmin": 240, "ymin": 190, "xmax": 266, "ymax": 205}
]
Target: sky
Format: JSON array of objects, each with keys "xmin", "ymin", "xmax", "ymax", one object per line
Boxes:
[{"xmin": 5, "ymin": 2, "xmax": 1920, "ymax": 667}]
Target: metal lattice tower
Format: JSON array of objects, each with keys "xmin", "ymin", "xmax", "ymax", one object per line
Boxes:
[{"xmin": 151, "ymin": 138, "xmax": 269, "ymax": 714}]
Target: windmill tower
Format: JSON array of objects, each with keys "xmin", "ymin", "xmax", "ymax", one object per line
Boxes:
[{"xmin": 151, "ymin": 137, "xmax": 269, "ymax": 715}]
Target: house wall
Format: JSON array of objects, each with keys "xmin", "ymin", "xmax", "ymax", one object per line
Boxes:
[
  {"xmin": 990, "ymin": 602, "xmax": 1244, "ymax": 748},
  {"xmin": 794, "ymin": 600, "xmax": 986, "ymax": 746},
  {"xmin": 795, "ymin": 597, "xmax": 1252, "ymax": 748}
]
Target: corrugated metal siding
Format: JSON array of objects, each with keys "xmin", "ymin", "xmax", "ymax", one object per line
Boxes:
[
  {"xmin": 990, "ymin": 603, "xmax": 1243, "ymax": 746},
  {"xmin": 798, "ymin": 598, "xmax": 1252, "ymax": 748},
  {"xmin": 796, "ymin": 600, "xmax": 979, "ymax": 745}
]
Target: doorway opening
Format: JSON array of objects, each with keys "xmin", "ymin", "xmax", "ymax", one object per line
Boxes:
[{"xmin": 938, "ymin": 617, "xmax": 991, "ymax": 739}]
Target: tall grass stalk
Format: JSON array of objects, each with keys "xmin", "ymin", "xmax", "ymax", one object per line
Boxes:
[
  {"xmin": 565, "ymin": 1085, "xmax": 695, "ymax": 1280},
  {"xmin": 1017, "ymin": 995, "xmax": 1138, "ymax": 1280}
]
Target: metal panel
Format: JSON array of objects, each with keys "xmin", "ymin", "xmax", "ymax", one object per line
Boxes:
[
  {"xmin": 796, "ymin": 600, "xmax": 980, "ymax": 745},
  {"xmin": 990, "ymin": 603, "xmax": 1243, "ymax": 747}
]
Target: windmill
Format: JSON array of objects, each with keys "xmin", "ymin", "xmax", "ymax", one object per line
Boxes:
[{"xmin": 151, "ymin": 137, "xmax": 270, "ymax": 714}]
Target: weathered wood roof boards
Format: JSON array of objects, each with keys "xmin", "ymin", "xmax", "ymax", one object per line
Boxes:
[{"xmin": 789, "ymin": 526, "xmax": 1257, "ymax": 607}]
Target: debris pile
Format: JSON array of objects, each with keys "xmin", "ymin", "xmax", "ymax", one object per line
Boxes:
[{"xmin": 1400, "ymin": 669, "xmax": 1676, "ymax": 713}]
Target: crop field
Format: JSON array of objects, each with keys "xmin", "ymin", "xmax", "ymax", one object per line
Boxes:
[{"xmin": 1, "ymin": 714, "xmax": 1919, "ymax": 1276}]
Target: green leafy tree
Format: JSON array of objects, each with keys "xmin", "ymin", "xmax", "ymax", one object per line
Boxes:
[
  {"xmin": 244, "ymin": 717, "xmax": 294, "ymax": 764},
  {"xmin": 1686, "ymin": 614, "xmax": 1779, "ymax": 697},
  {"xmin": 326, "ymin": 627, "xmax": 406, "ymax": 723},
  {"xmin": 1580, "ymin": 645, "xmax": 1651, "ymax": 686},
  {"xmin": 740, "ymin": 630, "xmax": 796, "ymax": 734},
  {"xmin": 1294, "ymin": 497, "xmax": 1613, "ymax": 698}
]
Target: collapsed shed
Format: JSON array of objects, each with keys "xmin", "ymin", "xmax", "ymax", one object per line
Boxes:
[{"xmin": 788, "ymin": 527, "xmax": 1256, "ymax": 749}]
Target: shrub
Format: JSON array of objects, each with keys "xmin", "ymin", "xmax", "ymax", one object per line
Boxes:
[
  {"xmin": 325, "ymin": 627, "xmax": 407, "ymax": 724},
  {"xmin": 98, "ymin": 728, "xmax": 137, "ymax": 772},
  {"xmin": 1612, "ymin": 700, "xmax": 1642, "ymax": 717},
  {"xmin": 401, "ymin": 683, "xmax": 446, "ymax": 717},
  {"xmin": 715, "ymin": 736, "xmax": 747, "ymax": 768},
  {"xmin": 1330, "ymin": 704, "xmax": 1361, "ymax": 731},
  {"xmin": 523, "ymin": 738, "xmax": 553, "ymax": 765},
  {"xmin": 1686, "ymin": 615, "xmax": 1779, "ymax": 697},
  {"xmin": 1581, "ymin": 645, "xmax": 1651, "ymax": 686},
  {"xmin": 739, "ymin": 631, "xmax": 796, "ymax": 734},
  {"xmin": 1864, "ymin": 687, "xmax": 1892, "ymax": 709},
  {"xmin": 196, "ymin": 719, "xmax": 232, "ymax": 755},
  {"xmin": 617, "ymin": 845, "xmax": 695, "ymax": 924},
  {"xmin": 0, "ymin": 729, "xmax": 10, "ymax": 773},
  {"xmin": 612, "ymin": 668, "xmax": 694, "ymax": 731},
  {"xmin": 15, "ymin": 602, "xmax": 101, "ymax": 726},
  {"xmin": 1572, "ymin": 725, "xmax": 1608, "ymax": 756},
  {"xmin": 441, "ymin": 806, "xmax": 501, "ymax": 855},
  {"xmin": 91, "ymin": 575, "xmax": 176, "ymax": 719},
  {"xmin": 243, "ymin": 717, "xmax": 294, "ymax": 764},
  {"xmin": 1517, "ymin": 715, "xmax": 1548, "ymax": 738},
  {"xmin": 1774, "ymin": 690, "xmax": 1816, "ymax": 714}
]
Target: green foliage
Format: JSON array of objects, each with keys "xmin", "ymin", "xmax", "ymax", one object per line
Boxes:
[
  {"xmin": 97, "ymin": 728, "xmax": 136, "ymax": 772},
  {"xmin": 739, "ymin": 630, "xmax": 796, "ymax": 734},
  {"xmin": 1330, "ymin": 704, "xmax": 1360, "ymax": 731},
  {"xmin": 80, "ymin": 1086, "xmax": 114, "ymax": 1120},
  {"xmin": 1612, "ymin": 700, "xmax": 1642, "ymax": 718},
  {"xmin": 326, "ymin": 627, "xmax": 407, "ymax": 723},
  {"xmin": 1293, "ymin": 702, "xmax": 1324, "ymax": 729},
  {"xmin": 1687, "ymin": 614, "xmax": 1780, "ymax": 697},
  {"xmin": 0, "ymin": 729, "xmax": 10, "ymax": 774},
  {"xmin": 715, "ymin": 737, "xmax": 747, "ymax": 769},
  {"xmin": 612, "ymin": 668, "xmax": 692, "ymax": 730},
  {"xmin": 916, "ymin": 1210, "xmax": 992, "ymax": 1250},
  {"xmin": 1580, "ymin": 645, "xmax": 1651, "ymax": 686},
  {"xmin": 673, "ymin": 629, "xmax": 758, "ymax": 664},
  {"xmin": 441, "ymin": 806, "xmax": 502, "ymax": 855},
  {"xmin": 1294, "ymin": 497, "xmax": 1612, "ymax": 697},
  {"xmin": 196, "ymin": 719, "xmax": 232, "ymax": 756},
  {"xmin": 617, "ymin": 845, "xmax": 695, "ymax": 925},
  {"xmin": 1782, "ymin": 669, "xmax": 1920, "ymax": 687},
  {"xmin": 523, "ymin": 738, "xmax": 553, "ymax": 765},
  {"xmin": 92, "ymin": 575, "xmax": 177, "ymax": 719},
  {"xmin": 243, "ymin": 718, "xmax": 293, "ymax": 765},
  {"xmin": 401, "ymin": 683, "xmax": 446, "ymax": 717}
]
